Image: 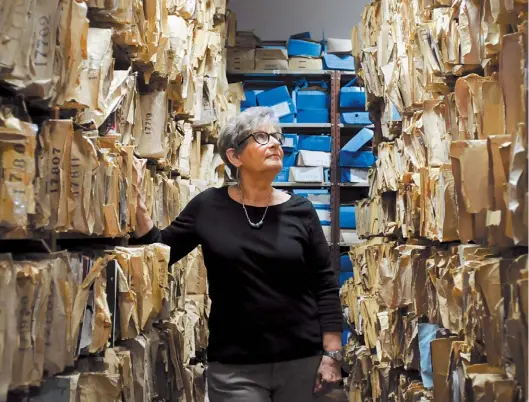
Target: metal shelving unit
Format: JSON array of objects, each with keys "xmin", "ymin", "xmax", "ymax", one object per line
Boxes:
[{"xmin": 227, "ymin": 69, "xmax": 370, "ymax": 272}]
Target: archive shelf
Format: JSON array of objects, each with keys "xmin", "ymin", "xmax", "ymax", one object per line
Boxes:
[{"xmin": 228, "ymin": 70, "xmax": 370, "ymax": 272}]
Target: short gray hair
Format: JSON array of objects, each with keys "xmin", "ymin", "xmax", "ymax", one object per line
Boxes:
[{"xmin": 218, "ymin": 107, "xmax": 281, "ymax": 175}]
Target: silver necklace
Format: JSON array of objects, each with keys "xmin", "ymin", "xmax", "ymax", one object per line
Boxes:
[{"xmin": 238, "ymin": 186, "xmax": 273, "ymax": 229}]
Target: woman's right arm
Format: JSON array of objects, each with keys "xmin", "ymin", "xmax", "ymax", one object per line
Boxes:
[{"xmin": 133, "ymin": 194, "xmax": 201, "ymax": 265}]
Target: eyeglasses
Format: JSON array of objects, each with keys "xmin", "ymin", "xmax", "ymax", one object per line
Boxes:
[{"xmin": 238, "ymin": 131, "xmax": 285, "ymax": 147}]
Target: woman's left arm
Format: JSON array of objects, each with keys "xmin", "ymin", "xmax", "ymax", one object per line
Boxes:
[{"xmin": 305, "ymin": 205, "xmax": 343, "ymax": 393}]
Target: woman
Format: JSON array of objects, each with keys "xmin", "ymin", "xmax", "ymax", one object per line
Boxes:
[{"xmin": 134, "ymin": 107, "xmax": 343, "ymax": 402}]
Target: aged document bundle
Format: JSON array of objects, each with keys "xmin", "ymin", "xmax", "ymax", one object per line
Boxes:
[{"xmin": 345, "ymin": 0, "xmax": 528, "ymax": 401}]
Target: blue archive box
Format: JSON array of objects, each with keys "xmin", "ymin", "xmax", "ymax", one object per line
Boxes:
[
  {"xmin": 340, "ymin": 128, "xmax": 376, "ymax": 168},
  {"xmin": 323, "ymin": 53, "xmax": 355, "ymax": 71},
  {"xmin": 297, "ymin": 109, "xmax": 329, "ymax": 123},
  {"xmin": 280, "ymin": 114, "xmax": 296, "ymax": 123},
  {"xmin": 257, "ymin": 86, "xmax": 296, "ymax": 119},
  {"xmin": 340, "ymin": 80, "xmax": 366, "ymax": 109},
  {"xmin": 282, "ymin": 134, "xmax": 298, "ymax": 151},
  {"xmin": 340, "ymin": 206, "xmax": 356, "ymax": 229},
  {"xmin": 296, "ymin": 89, "xmax": 330, "ymax": 110},
  {"xmin": 275, "ymin": 167, "xmax": 290, "ymax": 182},
  {"xmin": 298, "ymin": 135, "xmax": 331, "ymax": 152},
  {"xmin": 241, "ymin": 90, "xmax": 263, "ymax": 108},
  {"xmin": 339, "ymin": 271, "xmax": 353, "ymax": 286},
  {"xmin": 341, "ymin": 111, "xmax": 371, "ymax": 125},
  {"xmin": 288, "ymin": 36, "xmax": 322, "ymax": 58},
  {"xmin": 283, "ymin": 151, "xmax": 297, "ymax": 168},
  {"xmin": 342, "ymin": 330, "xmax": 351, "ymax": 346},
  {"xmin": 340, "ymin": 254, "xmax": 353, "ymax": 272}
]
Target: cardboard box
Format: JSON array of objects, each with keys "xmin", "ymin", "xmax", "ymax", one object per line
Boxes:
[
  {"xmin": 296, "ymin": 150, "xmax": 331, "ymax": 168},
  {"xmin": 292, "ymin": 189, "xmax": 331, "ymax": 205},
  {"xmin": 282, "ymin": 134, "xmax": 298, "ymax": 151},
  {"xmin": 255, "ymin": 59, "xmax": 288, "ymax": 71},
  {"xmin": 255, "ymin": 48, "xmax": 288, "ymax": 61},
  {"xmin": 282, "ymin": 151, "xmax": 297, "ymax": 167},
  {"xmin": 289, "ymin": 166, "xmax": 325, "ymax": 182},
  {"xmin": 227, "ymin": 48, "xmax": 255, "ymax": 71},
  {"xmin": 235, "ymin": 31, "xmax": 262, "ymax": 48},
  {"xmin": 288, "ymin": 57, "xmax": 323, "ymax": 70}
]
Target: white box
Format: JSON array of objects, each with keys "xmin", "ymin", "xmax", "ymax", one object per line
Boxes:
[
  {"xmin": 340, "ymin": 230, "xmax": 361, "ymax": 244},
  {"xmin": 289, "ymin": 166, "xmax": 324, "ymax": 182},
  {"xmin": 343, "ymin": 168, "xmax": 369, "ymax": 183},
  {"xmin": 296, "ymin": 150, "xmax": 331, "ymax": 168},
  {"xmin": 322, "ymin": 225, "xmax": 331, "ymax": 242},
  {"xmin": 316, "ymin": 209, "xmax": 331, "ymax": 222},
  {"xmin": 307, "ymin": 194, "xmax": 331, "ymax": 204}
]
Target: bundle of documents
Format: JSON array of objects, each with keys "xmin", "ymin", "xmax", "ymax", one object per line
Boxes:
[
  {"xmin": 343, "ymin": 242, "xmax": 528, "ymax": 401},
  {"xmin": 346, "ymin": 1, "xmax": 528, "ymax": 400},
  {"xmin": 0, "ymin": 241, "xmax": 210, "ymax": 401}
]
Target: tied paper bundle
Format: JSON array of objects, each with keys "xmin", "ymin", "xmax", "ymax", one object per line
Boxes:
[
  {"xmin": 0, "ymin": 0, "xmax": 63, "ymax": 102},
  {"xmin": 0, "ymin": 109, "xmax": 38, "ymax": 232},
  {"xmin": 9, "ymin": 257, "xmax": 69, "ymax": 388}
]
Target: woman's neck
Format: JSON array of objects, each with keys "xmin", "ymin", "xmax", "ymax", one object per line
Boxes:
[{"xmin": 238, "ymin": 173, "xmax": 273, "ymax": 206}]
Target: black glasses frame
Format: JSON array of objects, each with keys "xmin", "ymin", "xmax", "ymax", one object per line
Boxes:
[{"xmin": 237, "ymin": 131, "xmax": 285, "ymax": 147}]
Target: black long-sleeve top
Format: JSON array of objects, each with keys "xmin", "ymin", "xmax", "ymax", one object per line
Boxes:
[{"xmin": 133, "ymin": 186, "xmax": 342, "ymax": 364}]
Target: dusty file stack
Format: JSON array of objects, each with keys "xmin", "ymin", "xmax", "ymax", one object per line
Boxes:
[
  {"xmin": 0, "ymin": 0, "xmax": 238, "ymax": 400},
  {"xmin": 0, "ymin": 244, "xmax": 209, "ymax": 401},
  {"xmin": 343, "ymin": 0, "xmax": 528, "ymax": 401}
]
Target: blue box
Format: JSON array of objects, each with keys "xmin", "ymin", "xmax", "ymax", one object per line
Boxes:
[
  {"xmin": 323, "ymin": 53, "xmax": 355, "ymax": 71},
  {"xmin": 280, "ymin": 114, "xmax": 296, "ymax": 123},
  {"xmin": 340, "ymin": 206, "xmax": 356, "ymax": 229},
  {"xmin": 296, "ymin": 90, "xmax": 330, "ymax": 110},
  {"xmin": 297, "ymin": 109, "xmax": 329, "ymax": 123},
  {"xmin": 275, "ymin": 167, "xmax": 290, "ymax": 182},
  {"xmin": 298, "ymin": 135, "xmax": 331, "ymax": 152},
  {"xmin": 257, "ymin": 86, "xmax": 296, "ymax": 118},
  {"xmin": 342, "ymin": 330, "xmax": 351, "ymax": 346},
  {"xmin": 340, "ymin": 87, "xmax": 366, "ymax": 109},
  {"xmin": 340, "ymin": 254, "xmax": 353, "ymax": 272},
  {"xmin": 282, "ymin": 134, "xmax": 298, "ymax": 151},
  {"xmin": 324, "ymin": 168, "xmax": 330, "ymax": 182},
  {"xmin": 340, "ymin": 151, "xmax": 375, "ymax": 168},
  {"xmin": 241, "ymin": 90, "xmax": 263, "ymax": 108},
  {"xmin": 341, "ymin": 111, "xmax": 371, "ymax": 125},
  {"xmin": 340, "ymin": 128, "xmax": 375, "ymax": 168},
  {"xmin": 340, "ymin": 271, "xmax": 353, "ymax": 286},
  {"xmin": 288, "ymin": 39, "xmax": 322, "ymax": 58},
  {"xmin": 283, "ymin": 151, "xmax": 297, "ymax": 167}
]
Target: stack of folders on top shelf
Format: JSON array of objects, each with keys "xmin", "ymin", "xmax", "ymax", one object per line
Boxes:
[
  {"xmin": 0, "ymin": 0, "xmax": 242, "ymax": 400},
  {"xmin": 342, "ymin": 1, "xmax": 528, "ymax": 402},
  {"xmin": 0, "ymin": 241, "xmax": 210, "ymax": 402},
  {"xmin": 275, "ymin": 134, "xmax": 332, "ymax": 184}
]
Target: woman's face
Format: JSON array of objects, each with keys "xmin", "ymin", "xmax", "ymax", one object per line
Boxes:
[{"xmin": 235, "ymin": 124, "xmax": 284, "ymax": 175}]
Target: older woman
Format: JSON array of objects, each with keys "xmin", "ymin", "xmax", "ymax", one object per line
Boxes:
[{"xmin": 134, "ymin": 107, "xmax": 343, "ymax": 402}]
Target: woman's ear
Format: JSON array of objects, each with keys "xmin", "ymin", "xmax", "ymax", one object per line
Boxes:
[{"xmin": 226, "ymin": 148, "xmax": 242, "ymax": 168}]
